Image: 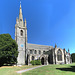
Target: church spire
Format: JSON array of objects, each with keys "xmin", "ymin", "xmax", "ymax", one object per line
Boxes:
[{"xmin": 19, "ymin": 1, "xmax": 23, "ymax": 27}]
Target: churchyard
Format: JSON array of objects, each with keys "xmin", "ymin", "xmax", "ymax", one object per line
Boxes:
[{"xmin": 0, "ymin": 63, "xmax": 75, "ymax": 75}]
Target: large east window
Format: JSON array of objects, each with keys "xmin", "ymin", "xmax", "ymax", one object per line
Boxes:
[{"xmin": 57, "ymin": 49, "xmax": 62, "ymax": 61}]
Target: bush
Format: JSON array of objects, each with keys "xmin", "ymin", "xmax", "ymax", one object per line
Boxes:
[
  {"xmin": 30, "ymin": 60, "xmax": 36, "ymax": 65},
  {"xmin": 30, "ymin": 60, "xmax": 41, "ymax": 65}
]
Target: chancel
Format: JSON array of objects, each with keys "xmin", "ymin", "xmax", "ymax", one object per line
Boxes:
[{"xmin": 15, "ymin": 2, "xmax": 72, "ymax": 65}]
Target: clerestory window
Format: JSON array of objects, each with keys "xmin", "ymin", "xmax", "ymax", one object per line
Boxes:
[
  {"xmin": 39, "ymin": 50, "xmax": 41, "ymax": 54},
  {"xmin": 34, "ymin": 50, "xmax": 37, "ymax": 54},
  {"xmin": 30, "ymin": 50, "xmax": 33, "ymax": 54},
  {"xmin": 43, "ymin": 51, "xmax": 45, "ymax": 54}
]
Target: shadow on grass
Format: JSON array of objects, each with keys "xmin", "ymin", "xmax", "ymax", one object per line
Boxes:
[
  {"xmin": 56, "ymin": 66, "xmax": 75, "ymax": 72},
  {"xmin": 0, "ymin": 64, "xmax": 14, "ymax": 67}
]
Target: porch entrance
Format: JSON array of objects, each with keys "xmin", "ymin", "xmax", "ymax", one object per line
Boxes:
[{"xmin": 41, "ymin": 57, "xmax": 44, "ymax": 65}]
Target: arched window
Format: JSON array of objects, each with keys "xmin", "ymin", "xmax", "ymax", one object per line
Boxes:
[
  {"xmin": 20, "ymin": 30, "xmax": 23, "ymax": 36},
  {"xmin": 32, "ymin": 56, "xmax": 34, "ymax": 60},
  {"xmin": 43, "ymin": 51, "xmax": 45, "ymax": 54},
  {"xmin": 34, "ymin": 50, "xmax": 37, "ymax": 54},
  {"xmin": 30, "ymin": 50, "xmax": 33, "ymax": 54},
  {"xmin": 39, "ymin": 50, "xmax": 41, "ymax": 54},
  {"xmin": 57, "ymin": 49, "xmax": 62, "ymax": 61}
]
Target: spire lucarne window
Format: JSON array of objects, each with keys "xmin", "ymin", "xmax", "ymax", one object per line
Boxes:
[{"xmin": 57, "ymin": 49, "xmax": 62, "ymax": 61}]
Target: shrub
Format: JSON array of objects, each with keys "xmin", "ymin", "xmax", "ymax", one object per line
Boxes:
[
  {"xmin": 30, "ymin": 60, "xmax": 41, "ymax": 65},
  {"xmin": 30, "ymin": 60, "xmax": 36, "ymax": 65}
]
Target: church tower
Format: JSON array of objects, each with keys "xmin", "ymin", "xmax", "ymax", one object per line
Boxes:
[{"xmin": 15, "ymin": 2, "xmax": 27, "ymax": 65}]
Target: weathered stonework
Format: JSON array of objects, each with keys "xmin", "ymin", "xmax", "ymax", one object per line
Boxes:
[{"xmin": 15, "ymin": 3, "xmax": 72, "ymax": 65}]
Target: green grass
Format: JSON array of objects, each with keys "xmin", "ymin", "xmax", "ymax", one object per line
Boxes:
[
  {"xmin": 22, "ymin": 63, "xmax": 75, "ymax": 75},
  {"xmin": 0, "ymin": 63, "xmax": 75, "ymax": 75},
  {"xmin": 0, "ymin": 65, "xmax": 39, "ymax": 75}
]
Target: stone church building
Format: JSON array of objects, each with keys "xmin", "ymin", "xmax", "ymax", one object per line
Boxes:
[{"xmin": 15, "ymin": 3, "xmax": 72, "ymax": 65}]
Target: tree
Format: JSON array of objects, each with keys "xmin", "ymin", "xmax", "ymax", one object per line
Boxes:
[
  {"xmin": 71, "ymin": 53, "xmax": 75, "ymax": 62},
  {"xmin": 0, "ymin": 34, "xmax": 18, "ymax": 66}
]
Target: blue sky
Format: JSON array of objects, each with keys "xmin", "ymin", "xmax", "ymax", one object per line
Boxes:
[{"xmin": 0, "ymin": 0, "xmax": 75, "ymax": 54}]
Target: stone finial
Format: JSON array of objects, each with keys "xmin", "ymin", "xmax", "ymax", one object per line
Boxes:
[
  {"xmin": 68, "ymin": 49, "xmax": 69, "ymax": 53},
  {"xmin": 63, "ymin": 48, "xmax": 65, "ymax": 50},
  {"xmin": 55, "ymin": 43, "xmax": 57, "ymax": 48},
  {"xmin": 63, "ymin": 48, "xmax": 66, "ymax": 53},
  {"xmin": 16, "ymin": 17, "xmax": 19, "ymax": 24}
]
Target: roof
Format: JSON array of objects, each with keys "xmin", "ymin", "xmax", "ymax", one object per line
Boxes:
[{"xmin": 27, "ymin": 43, "xmax": 53, "ymax": 50}]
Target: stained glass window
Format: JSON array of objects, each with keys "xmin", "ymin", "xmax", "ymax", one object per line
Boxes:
[{"xmin": 57, "ymin": 49, "xmax": 62, "ymax": 61}]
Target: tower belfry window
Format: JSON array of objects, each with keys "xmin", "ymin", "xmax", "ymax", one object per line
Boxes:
[{"xmin": 21, "ymin": 30, "xmax": 23, "ymax": 36}]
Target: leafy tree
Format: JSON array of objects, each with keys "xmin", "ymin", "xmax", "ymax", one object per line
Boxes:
[
  {"xmin": 0, "ymin": 34, "xmax": 18, "ymax": 66},
  {"xmin": 71, "ymin": 53, "xmax": 75, "ymax": 62}
]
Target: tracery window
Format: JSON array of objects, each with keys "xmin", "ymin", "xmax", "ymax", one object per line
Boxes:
[
  {"xmin": 20, "ymin": 30, "xmax": 23, "ymax": 36},
  {"xmin": 57, "ymin": 49, "xmax": 62, "ymax": 61}
]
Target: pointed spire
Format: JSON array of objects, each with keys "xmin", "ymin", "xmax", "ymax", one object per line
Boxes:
[
  {"xmin": 25, "ymin": 19, "xmax": 27, "ymax": 28},
  {"xmin": 19, "ymin": 1, "xmax": 23, "ymax": 27},
  {"xmin": 19, "ymin": 2, "xmax": 22, "ymax": 17}
]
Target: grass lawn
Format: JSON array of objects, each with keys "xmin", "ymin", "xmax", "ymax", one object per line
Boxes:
[
  {"xmin": 0, "ymin": 63, "xmax": 75, "ymax": 75},
  {"xmin": 22, "ymin": 63, "xmax": 75, "ymax": 75},
  {"xmin": 0, "ymin": 65, "xmax": 39, "ymax": 75}
]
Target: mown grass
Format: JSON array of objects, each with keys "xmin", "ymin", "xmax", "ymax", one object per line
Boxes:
[
  {"xmin": 0, "ymin": 65, "xmax": 38, "ymax": 75},
  {"xmin": 22, "ymin": 63, "xmax": 75, "ymax": 75},
  {"xmin": 0, "ymin": 63, "xmax": 75, "ymax": 75}
]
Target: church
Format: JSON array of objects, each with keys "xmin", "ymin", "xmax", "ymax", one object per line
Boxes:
[{"xmin": 15, "ymin": 3, "xmax": 72, "ymax": 65}]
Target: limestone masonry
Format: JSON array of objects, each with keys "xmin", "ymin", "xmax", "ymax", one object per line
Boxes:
[{"xmin": 15, "ymin": 3, "xmax": 72, "ymax": 65}]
